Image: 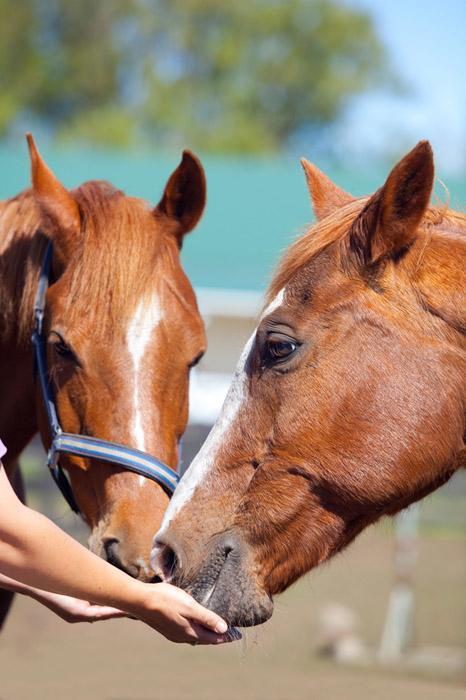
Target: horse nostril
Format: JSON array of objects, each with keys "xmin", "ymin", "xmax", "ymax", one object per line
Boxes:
[
  {"xmin": 103, "ymin": 538, "xmax": 123, "ymax": 569},
  {"xmin": 103, "ymin": 537, "xmax": 144, "ymax": 579},
  {"xmin": 162, "ymin": 545, "xmax": 179, "ymax": 577},
  {"xmin": 152, "ymin": 542, "xmax": 180, "ymax": 582}
]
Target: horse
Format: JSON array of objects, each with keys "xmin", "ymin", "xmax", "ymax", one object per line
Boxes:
[
  {"xmin": 0, "ymin": 135, "xmax": 207, "ymax": 626},
  {"xmin": 152, "ymin": 141, "xmax": 465, "ymax": 628}
]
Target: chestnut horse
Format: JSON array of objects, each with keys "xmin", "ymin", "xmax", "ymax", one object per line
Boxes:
[
  {"xmin": 0, "ymin": 137, "xmax": 206, "ymax": 626},
  {"xmin": 153, "ymin": 142, "xmax": 465, "ymax": 627}
]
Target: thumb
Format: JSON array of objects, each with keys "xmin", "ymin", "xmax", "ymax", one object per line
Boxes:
[{"xmin": 184, "ymin": 599, "xmax": 228, "ymax": 634}]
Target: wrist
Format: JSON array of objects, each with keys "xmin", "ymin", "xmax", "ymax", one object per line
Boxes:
[{"xmin": 113, "ymin": 579, "xmax": 150, "ymax": 617}]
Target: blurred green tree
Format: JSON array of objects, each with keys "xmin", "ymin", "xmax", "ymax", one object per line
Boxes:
[
  {"xmin": 0, "ymin": 0, "xmax": 391, "ymax": 152},
  {"xmin": 0, "ymin": 0, "xmax": 40, "ymax": 134}
]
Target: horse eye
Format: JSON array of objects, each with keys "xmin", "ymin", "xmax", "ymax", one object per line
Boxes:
[
  {"xmin": 53, "ymin": 337, "xmax": 76, "ymax": 362},
  {"xmin": 264, "ymin": 336, "xmax": 298, "ymax": 365},
  {"xmin": 269, "ymin": 340, "xmax": 296, "ymax": 358}
]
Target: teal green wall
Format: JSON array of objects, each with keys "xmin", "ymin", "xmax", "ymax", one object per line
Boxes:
[{"xmin": 1, "ymin": 143, "xmax": 464, "ymax": 292}]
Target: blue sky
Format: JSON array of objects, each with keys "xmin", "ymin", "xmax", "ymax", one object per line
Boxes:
[{"xmin": 342, "ymin": 0, "xmax": 465, "ymax": 174}]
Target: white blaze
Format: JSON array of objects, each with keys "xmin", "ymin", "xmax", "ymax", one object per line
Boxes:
[
  {"xmin": 126, "ymin": 295, "xmax": 163, "ymax": 455},
  {"xmin": 260, "ymin": 287, "xmax": 285, "ymax": 319},
  {"xmin": 158, "ymin": 288, "xmax": 285, "ymax": 531}
]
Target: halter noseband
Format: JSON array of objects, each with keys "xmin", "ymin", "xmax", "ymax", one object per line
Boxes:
[{"xmin": 31, "ymin": 241, "xmax": 180, "ymax": 514}]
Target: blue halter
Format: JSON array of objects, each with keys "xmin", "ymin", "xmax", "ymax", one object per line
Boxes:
[{"xmin": 31, "ymin": 241, "xmax": 180, "ymax": 514}]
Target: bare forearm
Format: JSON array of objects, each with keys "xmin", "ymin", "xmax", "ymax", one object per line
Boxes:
[
  {"xmin": 0, "ymin": 571, "xmax": 64, "ymax": 609},
  {"xmin": 0, "ymin": 571, "xmax": 39, "ymax": 596},
  {"xmin": 0, "ymin": 504, "xmax": 143, "ymax": 613}
]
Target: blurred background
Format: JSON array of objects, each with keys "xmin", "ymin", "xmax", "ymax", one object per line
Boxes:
[{"xmin": 0, "ymin": 1, "xmax": 464, "ymax": 698}]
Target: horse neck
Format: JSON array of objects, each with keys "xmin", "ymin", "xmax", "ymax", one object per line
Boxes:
[{"xmin": 0, "ymin": 192, "xmax": 45, "ymax": 347}]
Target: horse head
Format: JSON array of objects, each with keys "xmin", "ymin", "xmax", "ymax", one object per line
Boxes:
[
  {"xmin": 28, "ymin": 136, "xmax": 207, "ymax": 580},
  {"xmin": 153, "ymin": 142, "xmax": 465, "ymax": 623}
]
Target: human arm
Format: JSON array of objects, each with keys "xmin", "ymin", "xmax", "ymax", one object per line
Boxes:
[
  {"xmin": 0, "ymin": 465, "xmax": 231, "ymax": 643},
  {"xmin": 0, "ymin": 572, "xmax": 127, "ymax": 623}
]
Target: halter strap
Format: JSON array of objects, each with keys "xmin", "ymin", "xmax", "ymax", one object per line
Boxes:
[{"xmin": 32, "ymin": 240, "xmax": 180, "ymax": 514}]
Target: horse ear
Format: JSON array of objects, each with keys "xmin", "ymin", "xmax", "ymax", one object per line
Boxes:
[
  {"xmin": 346, "ymin": 141, "xmax": 434, "ymax": 269},
  {"xmin": 301, "ymin": 159, "xmax": 353, "ymax": 220},
  {"xmin": 155, "ymin": 150, "xmax": 206, "ymax": 245},
  {"xmin": 27, "ymin": 133, "xmax": 80, "ymax": 258}
]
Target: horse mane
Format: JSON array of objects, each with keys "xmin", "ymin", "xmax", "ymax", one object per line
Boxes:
[
  {"xmin": 0, "ymin": 182, "xmax": 177, "ymax": 344},
  {"xmin": 0, "ymin": 191, "xmax": 45, "ymax": 343},
  {"xmin": 266, "ymin": 196, "xmax": 466, "ymax": 304}
]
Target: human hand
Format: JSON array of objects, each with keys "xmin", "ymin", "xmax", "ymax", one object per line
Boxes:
[
  {"xmin": 130, "ymin": 582, "xmax": 241, "ymax": 645},
  {"xmin": 33, "ymin": 589, "xmax": 127, "ymax": 624}
]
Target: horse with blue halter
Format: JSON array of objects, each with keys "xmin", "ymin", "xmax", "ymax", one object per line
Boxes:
[{"xmin": 0, "ymin": 135, "xmax": 207, "ymax": 626}]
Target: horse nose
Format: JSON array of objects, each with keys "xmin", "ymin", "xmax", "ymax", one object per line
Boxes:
[
  {"xmin": 103, "ymin": 537, "xmax": 155, "ymax": 581},
  {"xmin": 154, "ymin": 530, "xmax": 274, "ymax": 626},
  {"xmin": 150, "ymin": 534, "xmax": 181, "ymax": 582}
]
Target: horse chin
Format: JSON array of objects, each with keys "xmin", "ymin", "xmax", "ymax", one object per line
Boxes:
[
  {"xmin": 182, "ymin": 531, "xmax": 274, "ymax": 628},
  {"xmin": 197, "ymin": 579, "xmax": 274, "ymax": 628}
]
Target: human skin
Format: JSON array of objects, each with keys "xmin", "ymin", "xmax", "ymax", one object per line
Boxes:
[
  {"xmin": 0, "ymin": 572, "xmax": 128, "ymax": 623},
  {"xmin": 0, "ymin": 464, "xmax": 234, "ymax": 644}
]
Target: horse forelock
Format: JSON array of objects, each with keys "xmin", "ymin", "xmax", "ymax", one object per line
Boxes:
[{"xmin": 63, "ymin": 181, "xmax": 176, "ymax": 335}]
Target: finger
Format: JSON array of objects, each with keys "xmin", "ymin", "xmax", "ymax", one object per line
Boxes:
[
  {"xmin": 185, "ymin": 621, "xmax": 240, "ymax": 645},
  {"xmin": 160, "ymin": 615, "xmax": 228, "ymax": 645},
  {"xmin": 182, "ymin": 599, "xmax": 228, "ymax": 634}
]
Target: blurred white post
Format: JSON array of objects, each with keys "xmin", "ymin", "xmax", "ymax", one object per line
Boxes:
[{"xmin": 378, "ymin": 503, "xmax": 421, "ymax": 662}]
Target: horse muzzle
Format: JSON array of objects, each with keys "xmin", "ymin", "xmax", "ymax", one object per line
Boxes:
[{"xmin": 152, "ymin": 530, "xmax": 274, "ymax": 627}]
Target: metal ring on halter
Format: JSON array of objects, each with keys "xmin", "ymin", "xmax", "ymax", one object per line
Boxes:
[{"xmin": 32, "ymin": 240, "xmax": 180, "ymax": 514}]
